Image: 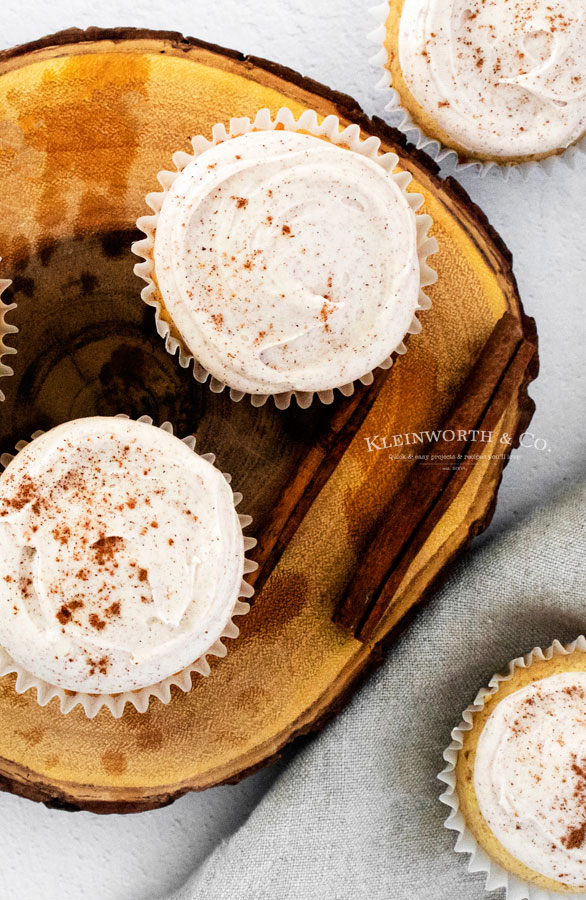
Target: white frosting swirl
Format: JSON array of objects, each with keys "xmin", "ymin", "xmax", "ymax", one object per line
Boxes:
[
  {"xmin": 474, "ymin": 672, "xmax": 586, "ymax": 886},
  {"xmin": 398, "ymin": 0, "xmax": 586, "ymax": 158},
  {"xmin": 0, "ymin": 417, "xmax": 244, "ymax": 694},
  {"xmin": 153, "ymin": 130, "xmax": 420, "ymax": 395}
]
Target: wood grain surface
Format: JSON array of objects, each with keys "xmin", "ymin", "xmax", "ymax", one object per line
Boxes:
[{"xmin": 0, "ymin": 28, "xmax": 537, "ymax": 813}]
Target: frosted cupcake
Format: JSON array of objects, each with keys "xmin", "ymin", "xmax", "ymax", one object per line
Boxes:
[
  {"xmin": 440, "ymin": 638, "xmax": 586, "ymax": 896},
  {"xmin": 378, "ymin": 0, "xmax": 586, "ymax": 167},
  {"xmin": 134, "ymin": 108, "xmax": 437, "ymax": 409},
  {"xmin": 0, "ymin": 416, "xmax": 254, "ymax": 716}
]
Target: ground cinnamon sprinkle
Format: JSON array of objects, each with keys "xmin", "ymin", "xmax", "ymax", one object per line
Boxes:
[
  {"xmin": 51, "ymin": 525, "xmax": 71, "ymax": 545},
  {"xmin": 0, "ymin": 475, "xmax": 38, "ymax": 515},
  {"xmin": 320, "ymin": 300, "xmax": 336, "ymax": 333},
  {"xmin": 563, "ymin": 823, "xmax": 586, "ymax": 850},
  {"xmin": 88, "ymin": 613, "xmax": 106, "ymax": 632},
  {"xmin": 56, "ymin": 598, "xmax": 84, "ymax": 625},
  {"xmin": 93, "ymin": 535, "xmax": 124, "ymax": 565},
  {"xmin": 86, "ymin": 654, "xmax": 110, "ymax": 676},
  {"xmin": 561, "ymin": 752, "xmax": 586, "ymax": 849}
]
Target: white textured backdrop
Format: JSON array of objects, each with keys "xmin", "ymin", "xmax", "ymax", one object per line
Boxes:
[{"xmin": 0, "ymin": 1, "xmax": 585, "ymax": 898}]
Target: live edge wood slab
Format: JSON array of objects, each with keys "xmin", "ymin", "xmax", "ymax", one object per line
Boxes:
[{"xmin": 0, "ymin": 28, "xmax": 537, "ymax": 814}]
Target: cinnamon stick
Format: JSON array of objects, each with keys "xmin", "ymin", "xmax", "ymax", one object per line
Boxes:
[
  {"xmin": 334, "ymin": 311, "xmax": 535, "ymax": 638},
  {"xmin": 248, "ymin": 367, "xmax": 391, "ymax": 593}
]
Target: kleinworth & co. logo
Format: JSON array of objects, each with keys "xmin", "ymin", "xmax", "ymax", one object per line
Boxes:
[{"xmin": 363, "ymin": 428, "xmax": 550, "ymax": 465}]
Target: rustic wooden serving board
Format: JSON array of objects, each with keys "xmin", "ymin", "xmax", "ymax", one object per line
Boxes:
[{"xmin": 0, "ymin": 28, "xmax": 537, "ymax": 813}]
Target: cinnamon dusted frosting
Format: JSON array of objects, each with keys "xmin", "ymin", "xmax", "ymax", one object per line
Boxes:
[
  {"xmin": 0, "ymin": 417, "xmax": 245, "ymax": 694},
  {"xmin": 474, "ymin": 672, "xmax": 586, "ymax": 887},
  {"xmin": 153, "ymin": 129, "xmax": 421, "ymax": 395},
  {"xmin": 397, "ymin": 0, "xmax": 586, "ymax": 159}
]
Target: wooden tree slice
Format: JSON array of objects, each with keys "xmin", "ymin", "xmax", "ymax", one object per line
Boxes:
[{"xmin": 0, "ymin": 28, "xmax": 537, "ymax": 813}]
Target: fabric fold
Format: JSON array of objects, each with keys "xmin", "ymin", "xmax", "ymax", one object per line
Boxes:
[{"xmin": 166, "ymin": 482, "xmax": 586, "ymax": 900}]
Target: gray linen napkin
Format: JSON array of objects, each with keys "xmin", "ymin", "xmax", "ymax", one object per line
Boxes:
[{"xmin": 168, "ymin": 480, "xmax": 586, "ymax": 900}]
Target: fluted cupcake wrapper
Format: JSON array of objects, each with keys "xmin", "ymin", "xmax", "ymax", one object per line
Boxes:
[
  {"xmin": 0, "ymin": 415, "xmax": 257, "ymax": 719},
  {"xmin": 133, "ymin": 105, "xmax": 437, "ymax": 410},
  {"xmin": 438, "ymin": 636, "xmax": 586, "ymax": 900},
  {"xmin": 0, "ymin": 263, "xmax": 17, "ymax": 402},
  {"xmin": 369, "ymin": 1, "xmax": 586, "ymax": 180}
]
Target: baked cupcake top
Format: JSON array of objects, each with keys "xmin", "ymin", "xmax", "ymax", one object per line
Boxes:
[
  {"xmin": 397, "ymin": 0, "xmax": 586, "ymax": 159},
  {"xmin": 0, "ymin": 417, "xmax": 244, "ymax": 694},
  {"xmin": 474, "ymin": 671, "xmax": 586, "ymax": 887},
  {"xmin": 153, "ymin": 129, "xmax": 421, "ymax": 395}
]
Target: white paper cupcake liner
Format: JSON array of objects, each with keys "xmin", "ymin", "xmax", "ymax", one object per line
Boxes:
[
  {"xmin": 0, "ymin": 415, "xmax": 257, "ymax": 719},
  {"xmin": 369, "ymin": 1, "xmax": 586, "ymax": 180},
  {"xmin": 438, "ymin": 636, "xmax": 586, "ymax": 899},
  {"xmin": 0, "ymin": 264, "xmax": 17, "ymax": 402},
  {"xmin": 133, "ymin": 106, "xmax": 437, "ymax": 410}
]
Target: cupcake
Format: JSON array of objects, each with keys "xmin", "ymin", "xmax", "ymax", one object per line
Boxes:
[
  {"xmin": 134, "ymin": 107, "xmax": 437, "ymax": 409},
  {"xmin": 440, "ymin": 638, "xmax": 586, "ymax": 896},
  {"xmin": 0, "ymin": 416, "xmax": 255, "ymax": 717},
  {"xmin": 377, "ymin": 0, "xmax": 586, "ymax": 168},
  {"xmin": 0, "ymin": 266, "xmax": 16, "ymax": 401}
]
